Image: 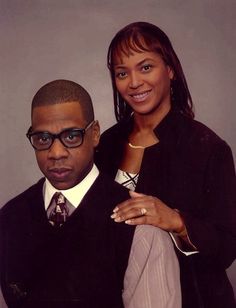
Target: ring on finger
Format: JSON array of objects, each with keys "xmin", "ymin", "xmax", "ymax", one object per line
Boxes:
[{"xmin": 140, "ymin": 208, "xmax": 147, "ymax": 216}]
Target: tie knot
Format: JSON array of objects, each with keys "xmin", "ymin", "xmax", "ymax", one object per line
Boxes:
[{"xmin": 54, "ymin": 192, "xmax": 66, "ymax": 205}]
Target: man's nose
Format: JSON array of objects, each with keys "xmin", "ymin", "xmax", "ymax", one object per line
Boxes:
[{"xmin": 48, "ymin": 138, "xmax": 69, "ymax": 159}]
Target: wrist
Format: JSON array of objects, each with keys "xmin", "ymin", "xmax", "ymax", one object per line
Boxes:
[{"xmin": 173, "ymin": 209, "xmax": 187, "ymax": 237}]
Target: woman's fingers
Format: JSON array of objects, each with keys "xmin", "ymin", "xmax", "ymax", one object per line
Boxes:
[
  {"xmin": 111, "ymin": 194, "xmax": 157, "ymax": 222},
  {"xmin": 125, "ymin": 215, "xmax": 150, "ymax": 225},
  {"xmin": 111, "ymin": 193, "xmax": 183, "ymax": 231},
  {"xmin": 129, "ymin": 190, "xmax": 145, "ymax": 198},
  {"xmin": 113, "ymin": 195, "xmax": 149, "ymax": 213},
  {"xmin": 111, "ymin": 204, "xmax": 149, "ymax": 222}
]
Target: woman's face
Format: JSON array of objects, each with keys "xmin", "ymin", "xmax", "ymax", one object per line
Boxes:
[{"xmin": 113, "ymin": 50, "xmax": 174, "ymax": 116}]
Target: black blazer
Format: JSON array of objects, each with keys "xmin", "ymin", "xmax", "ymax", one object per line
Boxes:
[
  {"xmin": 0, "ymin": 173, "xmax": 135, "ymax": 308},
  {"xmin": 95, "ymin": 110, "xmax": 236, "ymax": 307}
]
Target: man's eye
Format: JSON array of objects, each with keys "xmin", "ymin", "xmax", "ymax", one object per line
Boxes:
[
  {"xmin": 38, "ymin": 135, "xmax": 51, "ymax": 144},
  {"xmin": 67, "ymin": 134, "xmax": 77, "ymax": 141},
  {"xmin": 64, "ymin": 131, "xmax": 81, "ymax": 143}
]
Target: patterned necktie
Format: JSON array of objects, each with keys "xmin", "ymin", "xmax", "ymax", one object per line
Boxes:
[{"xmin": 47, "ymin": 192, "xmax": 68, "ymax": 227}]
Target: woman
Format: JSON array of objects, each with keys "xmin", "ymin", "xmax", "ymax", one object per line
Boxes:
[{"xmin": 95, "ymin": 22, "xmax": 236, "ymax": 307}]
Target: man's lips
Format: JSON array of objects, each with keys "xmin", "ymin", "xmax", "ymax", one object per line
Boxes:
[
  {"xmin": 129, "ymin": 90, "xmax": 151, "ymax": 102},
  {"xmin": 48, "ymin": 168, "xmax": 72, "ymax": 180}
]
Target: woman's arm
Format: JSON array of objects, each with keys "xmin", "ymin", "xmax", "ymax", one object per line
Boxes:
[{"xmin": 111, "ymin": 141, "xmax": 236, "ymax": 267}]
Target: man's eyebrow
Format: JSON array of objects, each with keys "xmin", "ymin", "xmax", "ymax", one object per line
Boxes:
[{"xmin": 30, "ymin": 127, "xmax": 79, "ymax": 134}]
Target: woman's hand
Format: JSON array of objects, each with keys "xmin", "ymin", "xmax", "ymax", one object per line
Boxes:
[{"xmin": 111, "ymin": 191, "xmax": 185, "ymax": 233}]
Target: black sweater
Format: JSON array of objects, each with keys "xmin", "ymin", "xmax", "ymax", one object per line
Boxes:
[{"xmin": 0, "ymin": 174, "xmax": 135, "ymax": 308}]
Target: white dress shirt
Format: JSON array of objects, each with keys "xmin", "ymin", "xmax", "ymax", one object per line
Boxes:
[{"xmin": 44, "ymin": 164, "xmax": 99, "ymax": 210}]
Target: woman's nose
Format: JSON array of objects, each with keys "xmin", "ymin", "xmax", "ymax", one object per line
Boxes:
[{"xmin": 129, "ymin": 72, "xmax": 143, "ymax": 89}]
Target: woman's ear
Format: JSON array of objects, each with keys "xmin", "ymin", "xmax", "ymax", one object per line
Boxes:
[
  {"xmin": 168, "ymin": 66, "xmax": 174, "ymax": 80},
  {"xmin": 92, "ymin": 120, "xmax": 100, "ymax": 147}
]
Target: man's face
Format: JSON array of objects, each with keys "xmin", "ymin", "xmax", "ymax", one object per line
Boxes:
[{"xmin": 31, "ymin": 101, "xmax": 100, "ymax": 190}]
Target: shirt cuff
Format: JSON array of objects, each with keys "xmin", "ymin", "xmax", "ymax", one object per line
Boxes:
[{"xmin": 169, "ymin": 232, "xmax": 199, "ymax": 256}]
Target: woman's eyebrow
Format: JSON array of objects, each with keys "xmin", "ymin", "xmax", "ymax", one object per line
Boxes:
[{"xmin": 114, "ymin": 58, "xmax": 155, "ymax": 69}]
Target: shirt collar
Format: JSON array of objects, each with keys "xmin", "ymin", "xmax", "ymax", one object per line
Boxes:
[{"xmin": 44, "ymin": 164, "xmax": 99, "ymax": 210}]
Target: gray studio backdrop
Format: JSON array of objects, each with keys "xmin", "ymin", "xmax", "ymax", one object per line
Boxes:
[{"xmin": 1, "ymin": 0, "xmax": 236, "ymax": 306}]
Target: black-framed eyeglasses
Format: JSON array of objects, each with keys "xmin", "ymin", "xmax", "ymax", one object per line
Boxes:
[{"xmin": 26, "ymin": 121, "xmax": 94, "ymax": 151}]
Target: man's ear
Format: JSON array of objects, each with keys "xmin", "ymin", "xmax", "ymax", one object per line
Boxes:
[{"xmin": 92, "ymin": 120, "xmax": 100, "ymax": 147}]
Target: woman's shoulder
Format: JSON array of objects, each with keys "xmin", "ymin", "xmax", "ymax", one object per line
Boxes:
[
  {"xmin": 99, "ymin": 120, "xmax": 129, "ymax": 146},
  {"xmin": 100, "ymin": 122, "xmax": 121, "ymax": 138},
  {"xmin": 179, "ymin": 114, "xmax": 231, "ymax": 153},
  {"xmin": 182, "ymin": 113, "xmax": 224, "ymax": 143}
]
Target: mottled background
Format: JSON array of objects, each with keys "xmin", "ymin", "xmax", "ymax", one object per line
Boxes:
[{"xmin": 0, "ymin": 0, "xmax": 235, "ymax": 306}]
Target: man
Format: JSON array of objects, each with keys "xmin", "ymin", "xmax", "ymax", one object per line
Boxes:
[{"xmin": 0, "ymin": 80, "xmax": 181, "ymax": 308}]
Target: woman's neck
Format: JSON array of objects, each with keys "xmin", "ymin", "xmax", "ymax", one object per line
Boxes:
[{"xmin": 133, "ymin": 103, "xmax": 171, "ymax": 132}]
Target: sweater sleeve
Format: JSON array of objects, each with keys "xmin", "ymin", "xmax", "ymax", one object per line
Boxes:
[{"xmin": 182, "ymin": 141, "xmax": 236, "ymax": 268}]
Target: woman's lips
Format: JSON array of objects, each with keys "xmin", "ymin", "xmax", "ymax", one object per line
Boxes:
[{"xmin": 130, "ymin": 90, "xmax": 151, "ymax": 102}]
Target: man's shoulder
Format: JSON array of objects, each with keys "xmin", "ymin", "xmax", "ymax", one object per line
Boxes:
[
  {"xmin": 86, "ymin": 172, "xmax": 135, "ymax": 237},
  {"xmin": 93, "ymin": 172, "xmax": 130, "ymax": 202},
  {"xmin": 1, "ymin": 178, "xmax": 45, "ymax": 215}
]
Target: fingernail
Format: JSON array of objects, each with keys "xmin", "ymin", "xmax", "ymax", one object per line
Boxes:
[
  {"xmin": 114, "ymin": 217, "xmax": 121, "ymax": 222},
  {"xmin": 113, "ymin": 207, "xmax": 119, "ymax": 213},
  {"xmin": 125, "ymin": 220, "xmax": 132, "ymax": 224},
  {"xmin": 110, "ymin": 213, "xmax": 117, "ymax": 219}
]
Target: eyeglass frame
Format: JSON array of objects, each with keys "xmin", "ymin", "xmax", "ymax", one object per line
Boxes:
[{"xmin": 26, "ymin": 120, "xmax": 95, "ymax": 151}]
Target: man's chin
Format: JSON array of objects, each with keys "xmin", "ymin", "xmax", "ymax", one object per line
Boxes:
[{"xmin": 49, "ymin": 179, "xmax": 74, "ymax": 191}]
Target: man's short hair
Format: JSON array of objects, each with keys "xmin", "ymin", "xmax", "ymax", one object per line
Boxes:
[{"xmin": 31, "ymin": 79, "xmax": 94, "ymax": 123}]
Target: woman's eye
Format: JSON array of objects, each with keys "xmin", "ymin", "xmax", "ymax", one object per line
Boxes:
[
  {"xmin": 142, "ymin": 64, "xmax": 152, "ymax": 72},
  {"xmin": 115, "ymin": 71, "xmax": 127, "ymax": 79}
]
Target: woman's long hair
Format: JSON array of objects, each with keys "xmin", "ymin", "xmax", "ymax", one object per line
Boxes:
[{"xmin": 107, "ymin": 21, "xmax": 194, "ymax": 122}]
